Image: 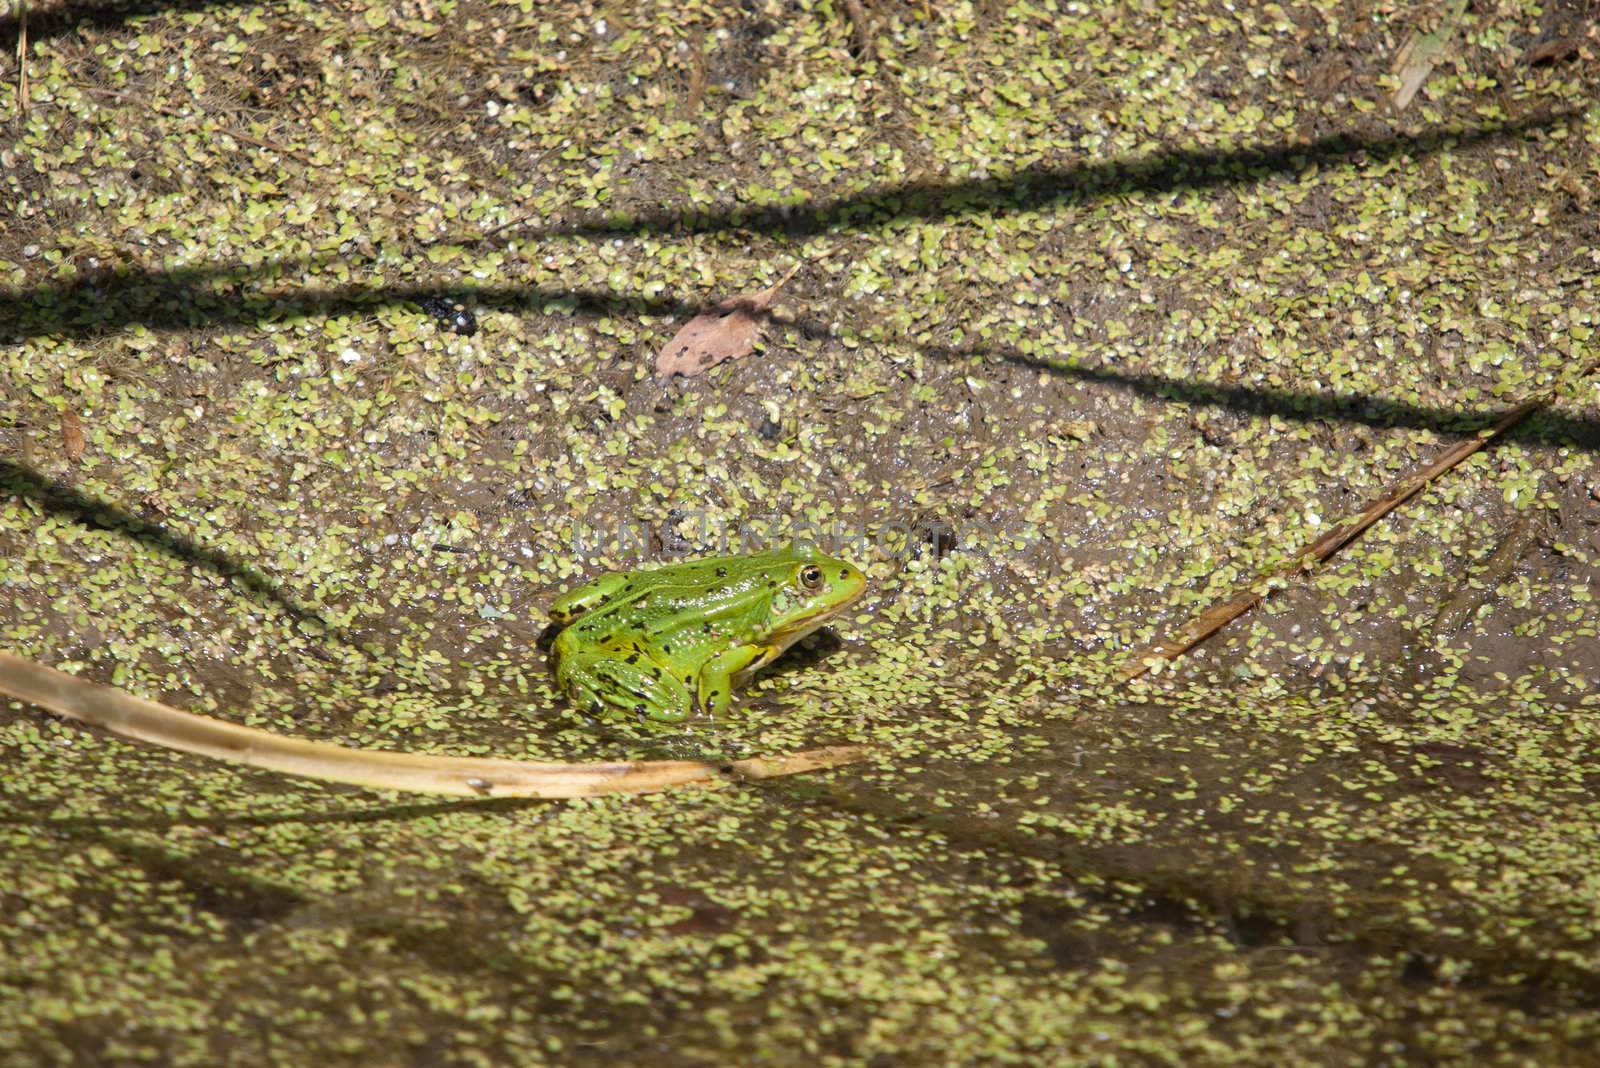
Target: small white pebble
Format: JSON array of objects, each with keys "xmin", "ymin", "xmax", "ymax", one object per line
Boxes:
[
  {"xmin": 594, "ymin": 18, "xmax": 607, "ymax": 36},
  {"xmin": 340, "ymin": 347, "xmax": 361, "ymax": 363}
]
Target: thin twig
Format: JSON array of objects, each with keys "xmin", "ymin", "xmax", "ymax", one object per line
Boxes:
[
  {"xmin": 15, "ymin": 0, "xmax": 28, "ymax": 117},
  {"xmin": 680, "ymin": 28, "xmax": 707, "ymax": 117},
  {"xmin": 840, "ymin": 0, "xmax": 876, "ymax": 58},
  {"xmin": 1117, "ymin": 358, "xmax": 1600, "ymax": 681}
]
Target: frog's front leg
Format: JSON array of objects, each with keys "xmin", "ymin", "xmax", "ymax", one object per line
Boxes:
[
  {"xmin": 695, "ymin": 645, "xmax": 769, "ymax": 717},
  {"xmin": 558, "ymin": 649, "xmax": 694, "ymax": 723}
]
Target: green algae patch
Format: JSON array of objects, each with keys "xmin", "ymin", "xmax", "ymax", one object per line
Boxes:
[{"xmin": 3, "ymin": 0, "xmax": 1600, "ymax": 1063}]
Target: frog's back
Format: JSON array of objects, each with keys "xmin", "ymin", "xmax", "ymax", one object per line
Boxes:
[
  {"xmin": 553, "ymin": 551, "xmax": 806, "ymax": 656},
  {"xmin": 547, "ymin": 571, "xmax": 636, "ymax": 625}
]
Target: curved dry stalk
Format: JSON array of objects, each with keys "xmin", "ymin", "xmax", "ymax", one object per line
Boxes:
[{"xmin": 0, "ymin": 651, "xmax": 867, "ymax": 798}]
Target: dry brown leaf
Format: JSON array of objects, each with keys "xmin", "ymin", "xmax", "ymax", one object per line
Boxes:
[
  {"xmin": 60, "ymin": 409, "xmax": 85, "ymax": 462},
  {"xmin": 654, "ymin": 264, "xmax": 801, "ymax": 381}
]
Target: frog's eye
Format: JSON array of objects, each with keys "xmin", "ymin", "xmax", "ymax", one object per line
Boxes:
[{"xmin": 798, "ymin": 564, "xmax": 825, "ymax": 592}]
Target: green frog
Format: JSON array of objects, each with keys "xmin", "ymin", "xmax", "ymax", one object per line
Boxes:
[{"xmin": 549, "ymin": 546, "xmax": 867, "ymax": 723}]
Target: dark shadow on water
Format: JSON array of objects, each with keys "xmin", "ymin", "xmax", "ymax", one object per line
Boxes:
[
  {"xmin": 465, "ymin": 109, "xmax": 1582, "ymax": 244},
  {"xmin": 0, "ymin": 265, "xmax": 700, "ymax": 343},
  {"xmin": 0, "ymin": 458, "xmax": 332, "ymax": 628},
  {"xmin": 0, "ymin": 0, "xmax": 253, "ymax": 47},
  {"xmin": 761, "ymin": 628, "xmax": 846, "ymax": 681},
  {"xmin": 928, "ymin": 345, "xmax": 1600, "ymax": 453}
]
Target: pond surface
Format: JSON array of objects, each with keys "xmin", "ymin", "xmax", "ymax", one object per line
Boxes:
[{"xmin": 2, "ymin": 0, "xmax": 1598, "ymax": 1062}]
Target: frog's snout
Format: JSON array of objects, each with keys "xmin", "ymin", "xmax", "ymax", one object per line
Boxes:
[{"xmin": 836, "ymin": 565, "xmax": 868, "ymax": 606}]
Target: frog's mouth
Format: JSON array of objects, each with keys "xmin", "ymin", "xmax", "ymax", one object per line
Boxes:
[{"xmin": 766, "ymin": 581, "xmax": 867, "ymax": 652}]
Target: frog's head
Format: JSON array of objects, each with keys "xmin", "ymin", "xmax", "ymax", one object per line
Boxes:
[{"xmin": 759, "ymin": 546, "xmax": 867, "ymax": 652}]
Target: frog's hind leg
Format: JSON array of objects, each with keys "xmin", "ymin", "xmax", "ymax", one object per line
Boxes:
[
  {"xmin": 559, "ymin": 649, "xmax": 694, "ymax": 723},
  {"xmin": 555, "ymin": 659, "xmax": 612, "ymax": 720}
]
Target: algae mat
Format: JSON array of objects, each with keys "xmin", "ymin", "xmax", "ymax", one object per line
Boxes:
[{"xmin": 3, "ymin": 0, "xmax": 1600, "ymax": 1063}]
